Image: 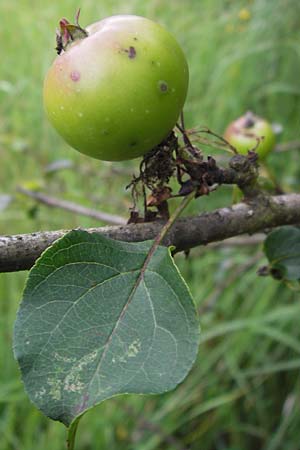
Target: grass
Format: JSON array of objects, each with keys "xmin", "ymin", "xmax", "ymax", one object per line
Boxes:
[{"xmin": 1, "ymin": 0, "xmax": 300, "ymax": 448}]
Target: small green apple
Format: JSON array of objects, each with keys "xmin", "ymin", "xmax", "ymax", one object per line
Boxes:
[{"xmin": 224, "ymin": 112, "xmax": 276, "ymax": 159}]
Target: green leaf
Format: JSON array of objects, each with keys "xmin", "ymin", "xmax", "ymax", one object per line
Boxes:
[
  {"xmin": 264, "ymin": 226, "xmax": 300, "ymax": 281},
  {"xmin": 13, "ymin": 230, "xmax": 199, "ymax": 427}
]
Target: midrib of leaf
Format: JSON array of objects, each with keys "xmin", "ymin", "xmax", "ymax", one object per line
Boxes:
[
  {"xmin": 87, "ymin": 238, "xmax": 161, "ymax": 390},
  {"xmin": 86, "ymin": 191, "xmax": 196, "ymax": 392}
]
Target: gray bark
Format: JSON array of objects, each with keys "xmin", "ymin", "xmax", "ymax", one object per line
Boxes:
[{"xmin": 1, "ymin": 193, "xmax": 300, "ymax": 273}]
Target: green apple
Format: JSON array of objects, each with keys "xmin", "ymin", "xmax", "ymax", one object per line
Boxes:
[
  {"xmin": 43, "ymin": 14, "xmax": 189, "ymax": 161},
  {"xmin": 224, "ymin": 112, "xmax": 275, "ymax": 159}
]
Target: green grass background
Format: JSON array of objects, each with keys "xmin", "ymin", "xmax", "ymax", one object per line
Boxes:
[{"xmin": 1, "ymin": 0, "xmax": 300, "ymax": 449}]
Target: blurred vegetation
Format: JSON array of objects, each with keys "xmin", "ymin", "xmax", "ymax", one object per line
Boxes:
[{"xmin": 1, "ymin": 0, "xmax": 300, "ymax": 449}]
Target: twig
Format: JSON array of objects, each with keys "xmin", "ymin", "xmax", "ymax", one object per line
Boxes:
[
  {"xmin": 204, "ymin": 234, "xmax": 265, "ymax": 248},
  {"xmin": 196, "ymin": 127, "xmax": 238, "ymax": 154},
  {"xmin": 274, "ymin": 141, "xmax": 300, "ymax": 153},
  {"xmin": 186, "ymin": 234, "xmax": 265, "ymax": 257},
  {"xmin": 1, "ymin": 193, "xmax": 300, "ymax": 273},
  {"xmin": 17, "ymin": 187, "xmax": 126, "ymax": 226}
]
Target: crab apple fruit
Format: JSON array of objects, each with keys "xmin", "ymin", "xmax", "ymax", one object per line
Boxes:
[
  {"xmin": 43, "ymin": 14, "xmax": 189, "ymax": 161},
  {"xmin": 224, "ymin": 112, "xmax": 276, "ymax": 160}
]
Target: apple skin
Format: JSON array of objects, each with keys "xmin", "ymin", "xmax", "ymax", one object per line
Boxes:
[
  {"xmin": 224, "ymin": 112, "xmax": 276, "ymax": 160},
  {"xmin": 43, "ymin": 15, "xmax": 189, "ymax": 161}
]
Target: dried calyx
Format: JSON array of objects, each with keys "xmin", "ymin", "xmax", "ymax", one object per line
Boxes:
[
  {"xmin": 243, "ymin": 111, "xmax": 256, "ymax": 128},
  {"xmin": 56, "ymin": 9, "xmax": 88, "ymax": 54}
]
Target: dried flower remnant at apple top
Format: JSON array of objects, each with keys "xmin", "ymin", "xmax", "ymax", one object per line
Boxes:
[
  {"xmin": 44, "ymin": 10, "xmax": 189, "ymax": 161},
  {"xmin": 55, "ymin": 10, "xmax": 88, "ymax": 55}
]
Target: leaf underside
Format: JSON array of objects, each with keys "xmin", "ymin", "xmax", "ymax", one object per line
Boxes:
[{"xmin": 13, "ymin": 230, "xmax": 199, "ymax": 427}]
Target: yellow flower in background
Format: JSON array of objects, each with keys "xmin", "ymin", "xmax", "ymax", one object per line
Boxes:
[
  {"xmin": 225, "ymin": 23, "xmax": 235, "ymax": 33},
  {"xmin": 238, "ymin": 8, "xmax": 251, "ymax": 21}
]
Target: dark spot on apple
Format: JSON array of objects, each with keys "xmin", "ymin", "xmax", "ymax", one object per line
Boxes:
[
  {"xmin": 130, "ymin": 141, "xmax": 138, "ymax": 147},
  {"xmin": 70, "ymin": 71, "xmax": 80, "ymax": 82},
  {"xmin": 128, "ymin": 46, "xmax": 136, "ymax": 59},
  {"xmin": 158, "ymin": 81, "xmax": 168, "ymax": 93},
  {"xmin": 244, "ymin": 112, "xmax": 256, "ymax": 128},
  {"xmin": 120, "ymin": 46, "xmax": 136, "ymax": 59},
  {"xmin": 133, "ymin": 37, "xmax": 138, "ymax": 41}
]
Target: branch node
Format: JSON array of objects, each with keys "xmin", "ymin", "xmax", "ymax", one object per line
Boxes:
[{"xmin": 228, "ymin": 153, "xmax": 260, "ymax": 198}]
